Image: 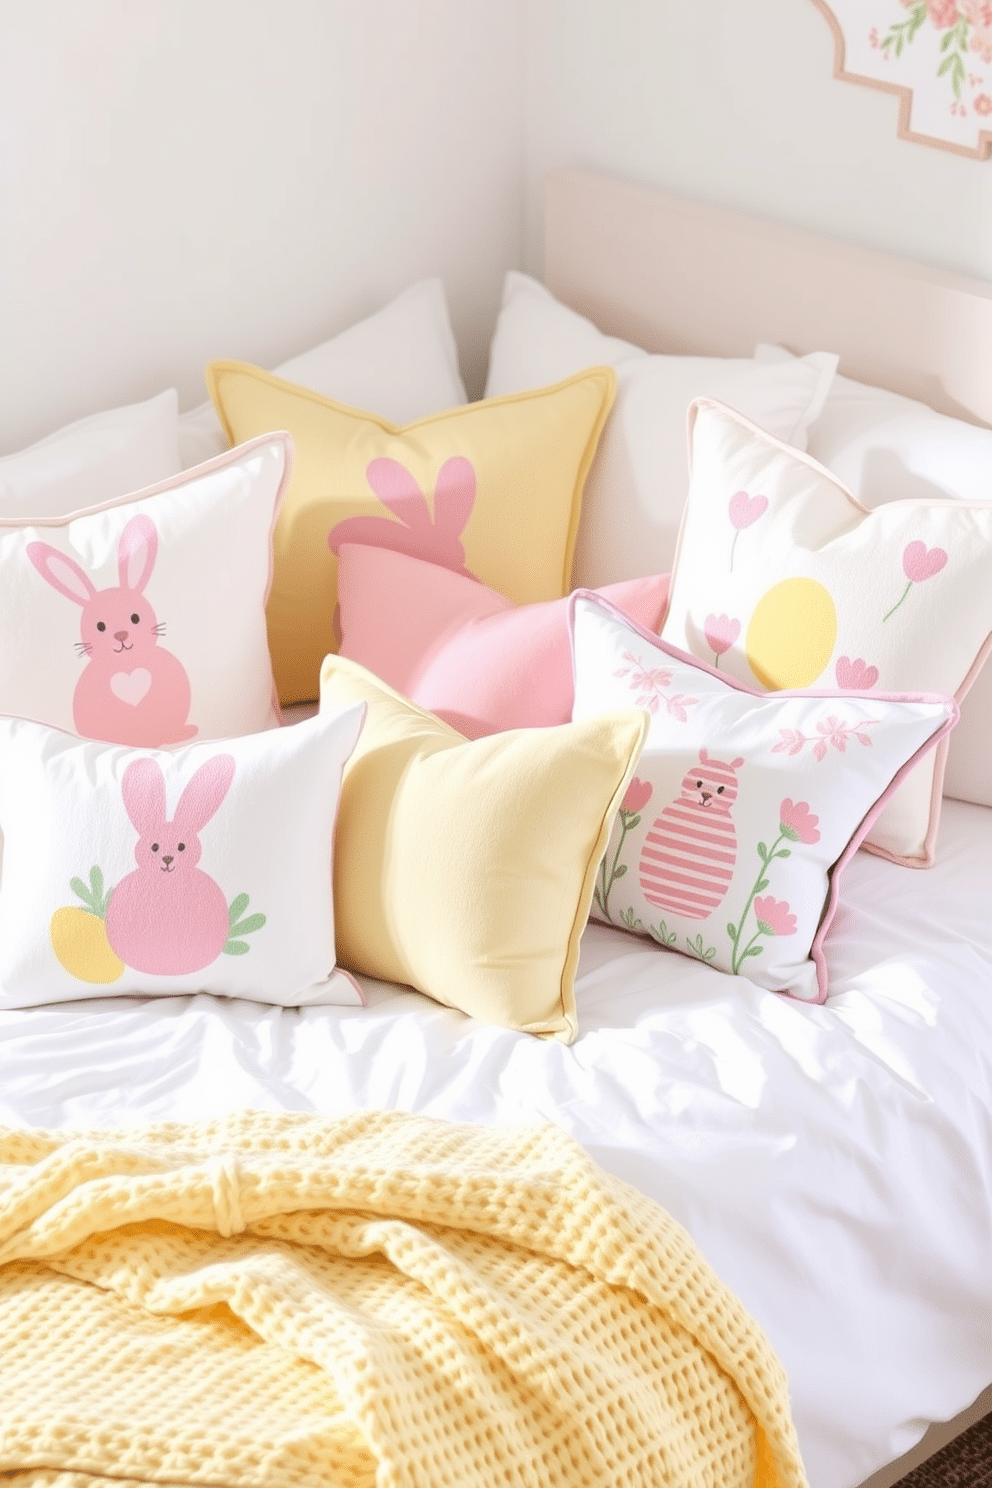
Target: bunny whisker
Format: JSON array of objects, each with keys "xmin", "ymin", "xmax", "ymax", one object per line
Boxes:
[
  {"xmin": 74, "ymin": 642, "xmax": 92, "ymax": 657},
  {"xmin": 152, "ymin": 622, "xmax": 167, "ymax": 635}
]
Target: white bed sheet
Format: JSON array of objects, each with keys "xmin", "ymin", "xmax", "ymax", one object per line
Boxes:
[{"xmin": 1, "ymin": 798, "xmax": 990, "ymax": 1488}]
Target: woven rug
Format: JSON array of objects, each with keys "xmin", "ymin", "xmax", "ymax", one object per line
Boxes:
[{"xmin": 894, "ymin": 1411, "xmax": 992, "ymax": 1486}]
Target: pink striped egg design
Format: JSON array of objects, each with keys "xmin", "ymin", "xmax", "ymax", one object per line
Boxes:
[{"xmin": 639, "ymin": 750, "xmax": 744, "ymax": 921}]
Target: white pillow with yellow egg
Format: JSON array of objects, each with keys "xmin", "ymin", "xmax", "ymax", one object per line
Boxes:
[{"xmin": 662, "ymin": 400, "xmax": 992, "ymax": 867}]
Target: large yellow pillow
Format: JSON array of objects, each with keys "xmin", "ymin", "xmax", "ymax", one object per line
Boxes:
[
  {"xmin": 208, "ymin": 363, "xmax": 617, "ymax": 704},
  {"xmin": 319, "ymin": 655, "xmax": 647, "ymax": 1042}
]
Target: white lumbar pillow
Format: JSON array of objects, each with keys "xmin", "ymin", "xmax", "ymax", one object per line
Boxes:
[{"xmin": 178, "ymin": 277, "xmax": 467, "ymax": 467}]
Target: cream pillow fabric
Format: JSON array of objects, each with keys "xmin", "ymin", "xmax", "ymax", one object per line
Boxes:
[
  {"xmin": 0, "ymin": 706, "xmax": 366, "ymax": 1009},
  {"xmin": 0, "ymin": 390, "xmax": 181, "ymax": 519},
  {"xmin": 179, "ymin": 279, "xmax": 467, "ymax": 467},
  {"xmin": 756, "ymin": 343, "xmax": 992, "ymax": 811},
  {"xmin": 662, "ymin": 401, "xmax": 992, "ymax": 867},
  {"xmin": 320, "ymin": 654, "xmax": 647, "ymax": 1043},
  {"xmin": 484, "ymin": 272, "xmax": 837, "ymax": 585},
  {"xmin": 2, "ymin": 435, "xmax": 288, "ymax": 745},
  {"xmin": 571, "ymin": 594, "xmax": 956, "ymax": 1001}
]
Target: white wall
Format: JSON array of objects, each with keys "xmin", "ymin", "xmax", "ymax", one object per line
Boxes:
[
  {"xmin": 524, "ymin": 0, "xmax": 992, "ymax": 283},
  {"xmin": 0, "ymin": 0, "xmax": 526, "ymax": 450}
]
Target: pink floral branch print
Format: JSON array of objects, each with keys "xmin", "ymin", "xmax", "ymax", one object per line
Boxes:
[
  {"xmin": 728, "ymin": 490, "xmax": 768, "ymax": 571},
  {"xmin": 704, "ymin": 613, "xmax": 741, "ymax": 669},
  {"xmin": 883, "ymin": 541, "xmax": 948, "ymax": 621},
  {"xmin": 595, "ymin": 777, "xmax": 652, "ymax": 921},
  {"xmin": 727, "ymin": 798, "xmax": 819, "ymax": 974},
  {"xmin": 613, "ymin": 652, "xmax": 698, "ymax": 720},
  {"xmin": 773, "ymin": 715, "xmax": 880, "ymax": 762}
]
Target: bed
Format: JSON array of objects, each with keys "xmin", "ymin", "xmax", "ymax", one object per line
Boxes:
[{"xmin": 0, "ymin": 167, "xmax": 990, "ymax": 1488}]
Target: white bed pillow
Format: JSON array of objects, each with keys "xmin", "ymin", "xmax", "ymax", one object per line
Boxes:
[
  {"xmin": 178, "ymin": 278, "xmax": 467, "ymax": 467},
  {"xmin": 484, "ymin": 272, "xmax": 837, "ymax": 586},
  {"xmin": 756, "ymin": 343, "xmax": 992, "ymax": 811},
  {"xmin": 0, "ymin": 390, "xmax": 181, "ymax": 519},
  {"xmin": 0, "ymin": 705, "xmax": 366, "ymax": 1009}
]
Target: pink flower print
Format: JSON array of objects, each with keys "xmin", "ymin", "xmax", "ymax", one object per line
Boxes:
[
  {"xmin": 622, "ymin": 777, "xmax": 653, "ymax": 815},
  {"xmin": 753, "ymin": 895, "xmax": 797, "ymax": 939},
  {"xmin": 779, "ymin": 798, "xmax": 821, "ymax": 845},
  {"xmin": 773, "ymin": 718, "xmax": 879, "ymax": 762},
  {"xmin": 883, "ymin": 541, "xmax": 949, "ymax": 621},
  {"xmin": 596, "ymin": 777, "xmax": 653, "ymax": 922},
  {"xmin": 835, "ymin": 656, "xmax": 879, "ymax": 690},
  {"xmin": 704, "ymin": 613, "xmax": 741, "ymax": 668},
  {"xmin": 975, "ymin": 92, "xmax": 992, "ymax": 112},
  {"xmin": 728, "ymin": 490, "xmax": 768, "ymax": 569}
]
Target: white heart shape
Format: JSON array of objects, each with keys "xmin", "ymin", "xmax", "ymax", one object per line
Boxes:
[{"xmin": 110, "ymin": 669, "xmax": 152, "ymax": 707}]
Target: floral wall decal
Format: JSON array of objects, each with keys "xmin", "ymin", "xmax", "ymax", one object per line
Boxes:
[{"xmin": 811, "ymin": 0, "xmax": 992, "ymax": 158}]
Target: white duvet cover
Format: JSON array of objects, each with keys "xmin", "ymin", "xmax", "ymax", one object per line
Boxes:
[{"xmin": 1, "ymin": 798, "xmax": 990, "ymax": 1488}]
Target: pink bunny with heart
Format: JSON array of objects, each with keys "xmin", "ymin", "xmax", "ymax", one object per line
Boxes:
[
  {"xmin": 327, "ymin": 456, "xmax": 478, "ymax": 576},
  {"xmin": 27, "ymin": 514, "xmax": 197, "ymax": 746},
  {"xmin": 105, "ymin": 752, "xmax": 235, "ymax": 975}
]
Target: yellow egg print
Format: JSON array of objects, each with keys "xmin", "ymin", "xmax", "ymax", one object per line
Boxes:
[
  {"xmin": 745, "ymin": 578, "xmax": 837, "ymax": 690},
  {"xmin": 50, "ymin": 866, "xmax": 124, "ymax": 985}
]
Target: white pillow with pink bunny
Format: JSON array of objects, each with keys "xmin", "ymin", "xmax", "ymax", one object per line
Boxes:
[
  {"xmin": 0, "ymin": 433, "xmax": 290, "ymax": 746},
  {"xmin": 0, "ymin": 705, "xmax": 366, "ymax": 1008}
]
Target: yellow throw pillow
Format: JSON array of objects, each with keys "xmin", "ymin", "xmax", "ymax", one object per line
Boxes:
[
  {"xmin": 320, "ymin": 655, "xmax": 647, "ymax": 1042},
  {"xmin": 208, "ymin": 363, "xmax": 617, "ymax": 705}
]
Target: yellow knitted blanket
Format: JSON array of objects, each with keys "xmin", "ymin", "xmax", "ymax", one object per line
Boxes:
[{"xmin": 0, "ymin": 1111, "xmax": 808, "ymax": 1488}]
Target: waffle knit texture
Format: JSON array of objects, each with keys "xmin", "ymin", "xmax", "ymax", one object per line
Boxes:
[{"xmin": 0, "ymin": 1110, "xmax": 809, "ymax": 1488}]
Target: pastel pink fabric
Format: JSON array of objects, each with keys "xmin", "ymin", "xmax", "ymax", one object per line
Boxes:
[{"xmin": 337, "ymin": 544, "xmax": 670, "ymax": 739}]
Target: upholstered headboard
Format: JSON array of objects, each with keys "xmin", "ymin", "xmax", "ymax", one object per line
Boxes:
[{"xmin": 544, "ymin": 166, "xmax": 992, "ymax": 428}]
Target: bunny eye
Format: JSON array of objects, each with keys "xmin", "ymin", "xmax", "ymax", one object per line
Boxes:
[
  {"xmin": 717, "ymin": 785, "xmax": 725, "ymax": 794},
  {"xmin": 151, "ymin": 843, "xmax": 159, "ymax": 853},
  {"xmin": 178, "ymin": 843, "xmax": 185, "ymax": 852},
  {"xmin": 131, "ymin": 612, "xmax": 140, "ymax": 625},
  {"xmin": 696, "ymin": 780, "xmax": 703, "ymax": 789},
  {"xmin": 96, "ymin": 621, "xmax": 106, "ymax": 632}
]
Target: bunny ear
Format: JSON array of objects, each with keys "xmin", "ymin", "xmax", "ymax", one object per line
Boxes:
[
  {"xmin": 432, "ymin": 457, "xmax": 476, "ymax": 539},
  {"xmin": 26, "ymin": 542, "xmax": 97, "ymax": 606},
  {"xmin": 730, "ymin": 757, "xmax": 745, "ymax": 770},
  {"xmin": 121, "ymin": 757, "xmax": 167, "ymax": 835},
  {"xmin": 364, "ymin": 458, "xmax": 432, "ymax": 529},
  {"xmin": 174, "ymin": 753, "xmax": 235, "ymax": 834},
  {"xmin": 118, "ymin": 515, "xmax": 158, "ymax": 593},
  {"xmin": 699, "ymin": 747, "xmax": 710, "ymax": 764}
]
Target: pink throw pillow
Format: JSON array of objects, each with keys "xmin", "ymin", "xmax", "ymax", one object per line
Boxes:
[{"xmin": 337, "ymin": 544, "xmax": 670, "ymax": 739}]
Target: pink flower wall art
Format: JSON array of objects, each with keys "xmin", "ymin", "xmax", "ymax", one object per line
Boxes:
[{"xmin": 811, "ymin": 0, "xmax": 992, "ymax": 156}]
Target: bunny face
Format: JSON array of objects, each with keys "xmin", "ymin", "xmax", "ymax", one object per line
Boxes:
[
  {"xmin": 78, "ymin": 588, "xmax": 162, "ymax": 662},
  {"xmin": 680, "ymin": 749, "xmax": 744, "ymax": 813},
  {"xmin": 131, "ymin": 819, "xmax": 203, "ymax": 875}
]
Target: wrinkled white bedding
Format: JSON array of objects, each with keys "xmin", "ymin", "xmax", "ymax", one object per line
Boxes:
[{"xmin": 1, "ymin": 798, "xmax": 990, "ymax": 1488}]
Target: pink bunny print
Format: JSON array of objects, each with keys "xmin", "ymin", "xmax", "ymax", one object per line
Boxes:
[
  {"xmin": 639, "ymin": 749, "xmax": 744, "ymax": 920},
  {"xmin": 105, "ymin": 753, "xmax": 238, "ymax": 975},
  {"xmin": 327, "ymin": 456, "xmax": 478, "ymax": 577},
  {"xmin": 27, "ymin": 515, "xmax": 197, "ymax": 746}
]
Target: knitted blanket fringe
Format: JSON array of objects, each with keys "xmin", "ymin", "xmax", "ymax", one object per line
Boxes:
[{"xmin": 0, "ymin": 1110, "xmax": 808, "ymax": 1488}]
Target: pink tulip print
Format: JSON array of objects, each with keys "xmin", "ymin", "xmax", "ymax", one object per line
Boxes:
[
  {"xmin": 883, "ymin": 541, "xmax": 948, "ymax": 621},
  {"xmin": 594, "ymin": 776, "xmax": 653, "ymax": 922},
  {"xmin": 727, "ymin": 798, "xmax": 819, "ymax": 974},
  {"xmin": 835, "ymin": 656, "xmax": 879, "ymax": 690},
  {"xmin": 728, "ymin": 490, "xmax": 768, "ymax": 570},
  {"xmin": 704, "ymin": 613, "xmax": 741, "ymax": 669}
]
